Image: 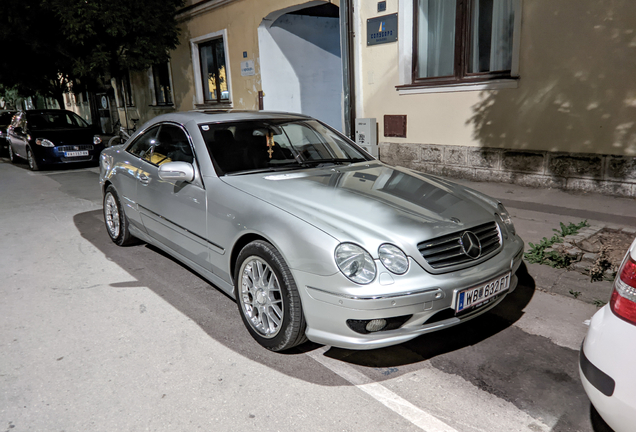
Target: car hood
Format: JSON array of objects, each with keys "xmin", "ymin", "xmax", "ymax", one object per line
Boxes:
[
  {"xmin": 221, "ymin": 162, "xmax": 499, "ymax": 253},
  {"xmin": 28, "ymin": 128, "xmax": 96, "ymax": 146}
]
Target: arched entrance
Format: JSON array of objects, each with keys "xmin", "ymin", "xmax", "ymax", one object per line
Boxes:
[{"xmin": 258, "ymin": 2, "xmax": 343, "ymax": 131}]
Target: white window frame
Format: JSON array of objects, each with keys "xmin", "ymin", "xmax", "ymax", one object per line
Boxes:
[
  {"xmin": 190, "ymin": 29, "xmax": 232, "ymax": 106},
  {"xmin": 398, "ymin": 0, "xmax": 522, "ymax": 94}
]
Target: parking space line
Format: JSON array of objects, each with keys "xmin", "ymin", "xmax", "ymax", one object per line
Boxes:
[{"xmin": 306, "ymin": 347, "xmax": 459, "ymax": 432}]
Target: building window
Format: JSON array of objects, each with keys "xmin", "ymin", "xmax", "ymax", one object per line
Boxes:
[
  {"xmin": 151, "ymin": 62, "xmax": 174, "ymax": 106},
  {"xmin": 198, "ymin": 38, "xmax": 229, "ymax": 104},
  {"xmin": 406, "ymin": 0, "xmax": 520, "ymax": 89}
]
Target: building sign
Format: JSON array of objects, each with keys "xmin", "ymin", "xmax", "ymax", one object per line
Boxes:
[
  {"xmin": 367, "ymin": 13, "xmax": 398, "ymax": 46},
  {"xmin": 241, "ymin": 60, "xmax": 255, "ymax": 76}
]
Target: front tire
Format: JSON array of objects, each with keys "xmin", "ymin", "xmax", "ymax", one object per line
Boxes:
[
  {"xmin": 26, "ymin": 146, "xmax": 40, "ymax": 171},
  {"xmin": 235, "ymin": 240, "xmax": 307, "ymax": 352},
  {"xmin": 103, "ymin": 185, "xmax": 136, "ymax": 246}
]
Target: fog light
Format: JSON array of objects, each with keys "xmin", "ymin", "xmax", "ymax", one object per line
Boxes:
[
  {"xmin": 346, "ymin": 315, "xmax": 412, "ymax": 334},
  {"xmin": 365, "ymin": 319, "xmax": 387, "ymax": 332}
]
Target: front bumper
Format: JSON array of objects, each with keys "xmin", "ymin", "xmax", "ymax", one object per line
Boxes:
[
  {"xmin": 293, "ymin": 235, "xmax": 524, "ymax": 350},
  {"xmin": 579, "ymin": 306, "xmax": 636, "ymax": 432},
  {"xmin": 33, "ymin": 144, "xmax": 104, "ymax": 165}
]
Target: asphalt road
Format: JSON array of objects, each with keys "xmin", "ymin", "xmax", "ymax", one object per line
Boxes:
[{"xmin": 0, "ymin": 157, "xmax": 614, "ymax": 432}]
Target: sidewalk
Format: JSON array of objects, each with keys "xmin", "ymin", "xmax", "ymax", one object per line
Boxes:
[{"xmin": 455, "ymin": 178, "xmax": 636, "ymax": 305}]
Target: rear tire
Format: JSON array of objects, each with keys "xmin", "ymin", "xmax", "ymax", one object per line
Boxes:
[
  {"xmin": 103, "ymin": 185, "xmax": 136, "ymax": 246},
  {"xmin": 8, "ymin": 144, "xmax": 15, "ymax": 163},
  {"xmin": 235, "ymin": 240, "xmax": 307, "ymax": 352}
]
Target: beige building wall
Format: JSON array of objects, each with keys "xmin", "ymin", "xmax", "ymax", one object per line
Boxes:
[
  {"xmin": 122, "ymin": 0, "xmax": 340, "ymax": 127},
  {"xmin": 357, "ymin": 0, "xmax": 636, "ymax": 157},
  {"xmin": 171, "ymin": 0, "xmax": 341, "ymax": 114}
]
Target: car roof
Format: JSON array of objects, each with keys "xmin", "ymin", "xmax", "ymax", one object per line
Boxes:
[{"xmin": 157, "ymin": 110, "xmax": 314, "ymax": 125}]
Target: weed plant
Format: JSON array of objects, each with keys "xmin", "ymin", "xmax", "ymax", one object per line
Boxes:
[{"xmin": 524, "ymin": 220, "xmax": 589, "ymax": 268}]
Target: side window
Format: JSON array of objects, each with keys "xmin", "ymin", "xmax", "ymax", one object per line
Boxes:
[
  {"xmin": 154, "ymin": 125, "xmax": 194, "ymax": 165},
  {"xmin": 127, "ymin": 126, "xmax": 160, "ymax": 161}
]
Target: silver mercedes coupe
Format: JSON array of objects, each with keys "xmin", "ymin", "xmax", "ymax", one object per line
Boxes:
[{"xmin": 99, "ymin": 111, "xmax": 524, "ymax": 352}]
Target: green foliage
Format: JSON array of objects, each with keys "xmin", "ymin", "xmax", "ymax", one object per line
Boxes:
[
  {"xmin": 592, "ymin": 299, "xmax": 607, "ymax": 308},
  {"xmin": 569, "ymin": 290, "xmax": 581, "ymax": 299},
  {"xmin": 46, "ymin": 0, "xmax": 185, "ymax": 77},
  {"xmin": 0, "ymin": 0, "xmax": 184, "ymax": 100},
  {"xmin": 524, "ymin": 220, "xmax": 588, "ymax": 268},
  {"xmin": 553, "ymin": 220, "xmax": 589, "ymax": 237},
  {"xmin": 0, "ymin": 0, "xmax": 71, "ymax": 101}
]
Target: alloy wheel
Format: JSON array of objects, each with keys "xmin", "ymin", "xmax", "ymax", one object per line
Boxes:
[
  {"xmin": 238, "ymin": 257, "xmax": 284, "ymax": 338},
  {"xmin": 104, "ymin": 192, "xmax": 120, "ymax": 239}
]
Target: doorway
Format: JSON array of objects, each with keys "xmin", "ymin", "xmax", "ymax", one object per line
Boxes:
[{"xmin": 258, "ymin": 2, "xmax": 343, "ymax": 131}]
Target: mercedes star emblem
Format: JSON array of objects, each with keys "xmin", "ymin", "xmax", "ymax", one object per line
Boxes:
[{"xmin": 459, "ymin": 231, "xmax": 481, "ymax": 259}]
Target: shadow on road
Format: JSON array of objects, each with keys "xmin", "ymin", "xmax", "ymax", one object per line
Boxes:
[
  {"xmin": 74, "ymin": 209, "xmax": 535, "ymax": 380},
  {"xmin": 74, "ymin": 209, "xmax": 597, "ymax": 431}
]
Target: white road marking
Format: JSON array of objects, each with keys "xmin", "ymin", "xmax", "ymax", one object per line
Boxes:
[{"xmin": 306, "ymin": 347, "xmax": 459, "ymax": 432}]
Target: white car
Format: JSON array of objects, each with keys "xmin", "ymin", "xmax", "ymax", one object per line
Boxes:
[{"xmin": 580, "ymin": 237, "xmax": 636, "ymax": 432}]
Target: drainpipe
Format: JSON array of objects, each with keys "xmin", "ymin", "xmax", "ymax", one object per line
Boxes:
[{"xmin": 340, "ymin": 0, "xmax": 356, "ymax": 139}]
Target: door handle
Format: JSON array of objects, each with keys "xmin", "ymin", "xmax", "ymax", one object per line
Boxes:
[{"xmin": 138, "ymin": 173, "xmax": 150, "ymax": 185}]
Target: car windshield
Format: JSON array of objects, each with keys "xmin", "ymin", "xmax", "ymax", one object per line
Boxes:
[
  {"xmin": 199, "ymin": 119, "xmax": 369, "ymax": 175},
  {"xmin": 28, "ymin": 111, "xmax": 90, "ymax": 130}
]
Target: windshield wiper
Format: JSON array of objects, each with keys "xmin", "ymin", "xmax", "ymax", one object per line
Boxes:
[
  {"xmin": 225, "ymin": 165, "xmax": 309, "ymax": 176},
  {"xmin": 299, "ymin": 158, "xmax": 366, "ymax": 167}
]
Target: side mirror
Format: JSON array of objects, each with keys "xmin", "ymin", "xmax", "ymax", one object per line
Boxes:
[{"xmin": 158, "ymin": 161, "xmax": 195, "ymax": 182}]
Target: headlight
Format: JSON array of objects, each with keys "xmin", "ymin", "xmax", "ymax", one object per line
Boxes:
[
  {"xmin": 93, "ymin": 135, "xmax": 102, "ymax": 145},
  {"xmin": 378, "ymin": 244, "xmax": 409, "ymax": 275},
  {"xmin": 100, "ymin": 153, "xmax": 112, "ymax": 171},
  {"xmin": 497, "ymin": 203, "xmax": 516, "ymax": 236},
  {"xmin": 335, "ymin": 243, "xmax": 376, "ymax": 284},
  {"xmin": 35, "ymin": 138, "xmax": 55, "ymax": 147}
]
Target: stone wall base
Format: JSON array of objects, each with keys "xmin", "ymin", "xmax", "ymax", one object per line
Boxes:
[{"xmin": 379, "ymin": 143, "xmax": 636, "ymax": 198}]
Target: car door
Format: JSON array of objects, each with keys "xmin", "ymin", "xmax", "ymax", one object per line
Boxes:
[
  {"xmin": 8, "ymin": 113, "xmax": 28, "ymax": 158},
  {"xmin": 135, "ymin": 123, "xmax": 209, "ymax": 270},
  {"xmin": 118, "ymin": 125, "xmax": 161, "ymax": 231}
]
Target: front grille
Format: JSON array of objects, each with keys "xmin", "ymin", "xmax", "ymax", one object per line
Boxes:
[
  {"xmin": 57, "ymin": 145, "xmax": 94, "ymax": 152},
  {"xmin": 418, "ymin": 222, "xmax": 501, "ymax": 270}
]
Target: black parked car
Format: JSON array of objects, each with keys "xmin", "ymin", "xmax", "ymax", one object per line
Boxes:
[
  {"xmin": 7, "ymin": 109, "xmax": 104, "ymax": 170},
  {"xmin": 0, "ymin": 110, "xmax": 17, "ymax": 155}
]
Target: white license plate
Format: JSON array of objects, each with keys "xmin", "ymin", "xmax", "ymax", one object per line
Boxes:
[
  {"xmin": 65, "ymin": 151, "xmax": 89, "ymax": 157},
  {"xmin": 455, "ymin": 273, "xmax": 511, "ymax": 313}
]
